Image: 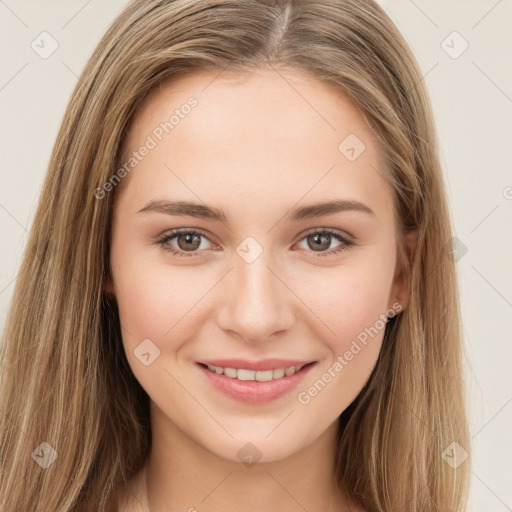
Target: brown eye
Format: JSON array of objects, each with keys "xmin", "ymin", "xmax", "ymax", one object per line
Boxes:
[
  {"xmin": 307, "ymin": 233, "xmax": 332, "ymax": 252},
  {"xmin": 155, "ymin": 229, "xmax": 214, "ymax": 257},
  {"xmin": 176, "ymin": 232, "xmax": 202, "ymax": 251},
  {"xmin": 296, "ymin": 228, "xmax": 354, "ymax": 257}
]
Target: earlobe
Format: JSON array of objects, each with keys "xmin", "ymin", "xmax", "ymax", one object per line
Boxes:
[
  {"xmin": 104, "ymin": 277, "xmax": 115, "ymax": 300},
  {"xmin": 389, "ymin": 229, "xmax": 418, "ymax": 312},
  {"xmin": 403, "ymin": 228, "xmax": 418, "ymax": 269}
]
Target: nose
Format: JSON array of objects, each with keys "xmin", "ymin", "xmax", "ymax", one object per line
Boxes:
[{"xmin": 216, "ymin": 246, "xmax": 295, "ymax": 343}]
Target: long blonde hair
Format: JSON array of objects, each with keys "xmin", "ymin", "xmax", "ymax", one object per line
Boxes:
[{"xmin": 0, "ymin": 0, "xmax": 471, "ymax": 510}]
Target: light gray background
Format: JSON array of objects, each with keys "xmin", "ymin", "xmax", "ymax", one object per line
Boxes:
[{"xmin": 1, "ymin": 0, "xmax": 511, "ymax": 509}]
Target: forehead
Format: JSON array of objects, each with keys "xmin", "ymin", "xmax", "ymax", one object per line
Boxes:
[
  {"xmin": 116, "ymin": 67, "xmax": 391, "ymax": 219},
  {"xmin": 124, "ymin": 66, "xmax": 378, "ymax": 154}
]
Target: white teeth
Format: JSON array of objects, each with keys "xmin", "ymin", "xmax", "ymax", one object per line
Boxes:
[
  {"xmin": 224, "ymin": 367, "xmax": 238, "ymax": 378},
  {"xmin": 255, "ymin": 370, "xmax": 273, "ymax": 382},
  {"xmin": 204, "ymin": 363, "xmax": 309, "ymax": 381},
  {"xmin": 237, "ymin": 369, "xmax": 255, "ymax": 380},
  {"xmin": 272, "ymin": 368, "xmax": 285, "ymax": 379}
]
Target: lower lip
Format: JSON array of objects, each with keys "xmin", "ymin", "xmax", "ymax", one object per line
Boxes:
[{"xmin": 196, "ymin": 362, "xmax": 317, "ymax": 405}]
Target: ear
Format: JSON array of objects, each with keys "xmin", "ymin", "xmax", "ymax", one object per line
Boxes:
[
  {"xmin": 104, "ymin": 275, "xmax": 115, "ymax": 300},
  {"xmin": 388, "ymin": 229, "xmax": 418, "ymax": 312}
]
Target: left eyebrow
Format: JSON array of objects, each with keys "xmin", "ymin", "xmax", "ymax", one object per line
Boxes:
[
  {"xmin": 286, "ymin": 199, "xmax": 375, "ymax": 221},
  {"xmin": 136, "ymin": 198, "xmax": 375, "ymax": 223}
]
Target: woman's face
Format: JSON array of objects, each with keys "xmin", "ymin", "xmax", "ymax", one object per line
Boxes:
[{"xmin": 106, "ymin": 67, "xmax": 410, "ymax": 463}]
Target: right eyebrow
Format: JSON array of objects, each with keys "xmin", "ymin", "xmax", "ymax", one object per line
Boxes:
[{"xmin": 137, "ymin": 199, "xmax": 227, "ymax": 222}]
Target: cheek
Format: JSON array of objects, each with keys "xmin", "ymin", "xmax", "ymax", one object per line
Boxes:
[
  {"xmin": 111, "ymin": 245, "xmax": 215, "ymax": 361},
  {"xmin": 113, "ymin": 261, "xmax": 172, "ymax": 338},
  {"xmin": 293, "ymin": 256, "xmax": 395, "ymax": 343},
  {"xmin": 290, "ymin": 256, "xmax": 395, "ymax": 409}
]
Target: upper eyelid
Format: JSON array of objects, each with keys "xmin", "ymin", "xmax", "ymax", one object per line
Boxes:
[
  {"xmin": 303, "ymin": 226, "xmax": 354, "ymax": 241},
  {"xmin": 158, "ymin": 227, "xmax": 217, "ymax": 245}
]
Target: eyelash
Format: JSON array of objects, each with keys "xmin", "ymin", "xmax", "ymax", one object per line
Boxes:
[{"xmin": 154, "ymin": 227, "xmax": 354, "ymax": 258}]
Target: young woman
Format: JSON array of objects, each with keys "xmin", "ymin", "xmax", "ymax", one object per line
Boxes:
[{"xmin": 0, "ymin": 1, "xmax": 471, "ymax": 510}]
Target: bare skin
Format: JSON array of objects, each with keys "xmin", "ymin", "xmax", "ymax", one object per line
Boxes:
[{"xmin": 106, "ymin": 66, "xmax": 416, "ymax": 512}]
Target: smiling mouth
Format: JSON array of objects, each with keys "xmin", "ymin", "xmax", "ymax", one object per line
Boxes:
[{"xmin": 197, "ymin": 361, "xmax": 317, "ymax": 382}]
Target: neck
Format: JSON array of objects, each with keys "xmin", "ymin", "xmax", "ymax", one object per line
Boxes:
[{"xmin": 142, "ymin": 401, "xmax": 357, "ymax": 512}]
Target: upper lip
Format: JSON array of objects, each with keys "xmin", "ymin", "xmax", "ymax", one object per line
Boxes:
[{"xmin": 198, "ymin": 358, "xmax": 316, "ymax": 372}]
